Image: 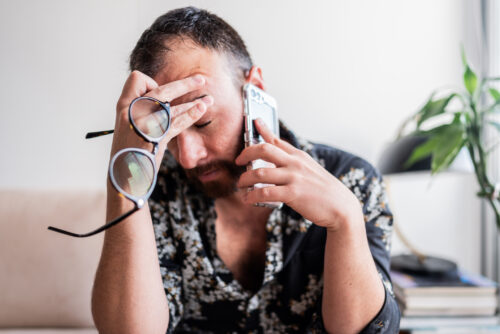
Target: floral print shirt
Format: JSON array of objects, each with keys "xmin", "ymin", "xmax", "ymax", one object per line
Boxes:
[{"xmin": 149, "ymin": 123, "xmax": 400, "ymax": 333}]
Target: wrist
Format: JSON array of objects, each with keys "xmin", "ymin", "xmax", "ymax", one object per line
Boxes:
[
  {"xmin": 325, "ymin": 200, "xmax": 365, "ymax": 234},
  {"xmin": 106, "ymin": 180, "xmax": 134, "ymax": 216}
]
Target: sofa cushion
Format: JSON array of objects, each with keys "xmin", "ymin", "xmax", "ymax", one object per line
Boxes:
[
  {"xmin": 0, "ymin": 330, "xmax": 98, "ymax": 334},
  {"xmin": 0, "ymin": 190, "xmax": 105, "ymax": 328}
]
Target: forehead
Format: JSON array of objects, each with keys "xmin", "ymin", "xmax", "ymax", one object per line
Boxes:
[{"xmin": 153, "ymin": 38, "xmax": 232, "ymax": 86}]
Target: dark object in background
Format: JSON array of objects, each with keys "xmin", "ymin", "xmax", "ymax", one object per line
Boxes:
[
  {"xmin": 379, "ymin": 136, "xmax": 460, "ymax": 281},
  {"xmin": 378, "ymin": 136, "xmax": 431, "ymax": 175},
  {"xmin": 391, "ymin": 254, "xmax": 460, "ymax": 281}
]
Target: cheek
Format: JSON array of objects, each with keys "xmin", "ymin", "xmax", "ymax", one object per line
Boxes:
[{"xmin": 210, "ymin": 115, "xmax": 244, "ymax": 156}]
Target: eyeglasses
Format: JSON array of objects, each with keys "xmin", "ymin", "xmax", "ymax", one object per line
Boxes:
[{"xmin": 48, "ymin": 96, "xmax": 171, "ymax": 238}]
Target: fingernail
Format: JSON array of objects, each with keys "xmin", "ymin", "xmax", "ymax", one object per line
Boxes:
[
  {"xmin": 193, "ymin": 75, "xmax": 205, "ymax": 84},
  {"xmin": 201, "ymin": 95, "xmax": 213, "ymax": 105}
]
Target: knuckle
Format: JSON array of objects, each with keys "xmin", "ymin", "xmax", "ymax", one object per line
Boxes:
[
  {"xmin": 299, "ymin": 150, "xmax": 311, "ymax": 160},
  {"xmin": 255, "ymin": 168, "xmax": 266, "ymax": 180},
  {"xmin": 271, "ymin": 137, "xmax": 280, "ymax": 146},
  {"xmin": 175, "ymin": 76, "xmax": 197, "ymax": 93},
  {"xmin": 261, "ymin": 186, "xmax": 271, "ymax": 198},
  {"xmin": 115, "ymin": 101, "xmax": 124, "ymax": 113},
  {"xmin": 288, "ymin": 172, "xmax": 299, "ymax": 184},
  {"xmin": 190, "ymin": 74, "xmax": 204, "ymax": 86},
  {"xmin": 195, "ymin": 101, "xmax": 206, "ymax": 113},
  {"xmin": 288, "ymin": 185, "xmax": 299, "ymax": 198},
  {"xmin": 172, "ymin": 116, "xmax": 187, "ymax": 132},
  {"xmin": 130, "ymin": 70, "xmax": 142, "ymax": 81},
  {"xmin": 261, "ymin": 143, "xmax": 273, "ymax": 155},
  {"xmin": 296, "ymin": 149, "xmax": 306, "ymax": 157},
  {"xmin": 155, "ymin": 85, "xmax": 169, "ymax": 99},
  {"xmin": 292, "ymin": 156, "xmax": 305, "ymax": 169},
  {"xmin": 118, "ymin": 109, "xmax": 129, "ymax": 122},
  {"xmin": 187, "ymin": 104, "xmax": 203, "ymax": 119}
]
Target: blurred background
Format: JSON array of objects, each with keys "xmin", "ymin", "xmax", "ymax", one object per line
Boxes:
[
  {"xmin": 1, "ymin": 0, "xmax": 500, "ymax": 332},
  {"xmin": 0, "ymin": 0, "xmax": 479, "ymax": 189}
]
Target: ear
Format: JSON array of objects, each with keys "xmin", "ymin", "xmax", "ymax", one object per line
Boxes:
[{"xmin": 245, "ymin": 66, "xmax": 266, "ymax": 91}]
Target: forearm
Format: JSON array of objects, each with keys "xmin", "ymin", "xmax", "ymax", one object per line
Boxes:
[
  {"xmin": 91, "ymin": 188, "xmax": 169, "ymax": 334},
  {"xmin": 321, "ymin": 215, "xmax": 385, "ymax": 334}
]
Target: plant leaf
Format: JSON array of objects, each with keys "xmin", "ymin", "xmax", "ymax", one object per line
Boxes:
[
  {"xmin": 404, "ymin": 136, "xmax": 440, "ymax": 168},
  {"xmin": 430, "ymin": 127, "xmax": 466, "ymax": 174},
  {"xmin": 430, "ymin": 114, "xmax": 467, "ymax": 174},
  {"xmin": 416, "ymin": 94, "xmax": 456, "ymax": 128},
  {"xmin": 489, "ymin": 88, "xmax": 500, "ymax": 102},
  {"xmin": 461, "ymin": 45, "xmax": 467, "ymax": 67},
  {"xmin": 413, "ymin": 123, "xmax": 450, "ymax": 136},
  {"xmin": 405, "ymin": 117, "xmax": 466, "ymax": 173},
  {"xmin": 464, "ymin": 65, "xmax": 478, "ymax": 96}
]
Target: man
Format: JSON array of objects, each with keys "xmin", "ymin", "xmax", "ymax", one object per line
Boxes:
[{"xmin": 91, "ymin": 7, "xmax": 400, "ymax": 334}]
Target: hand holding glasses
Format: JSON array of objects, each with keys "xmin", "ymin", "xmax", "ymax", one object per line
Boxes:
[
  {"xmin": 48, "ymin": 73, "xmax": 211, "ymax": 238},
  {"xmin": 48, "ymin": 96, "xmax": 171, "ymax": 237}
]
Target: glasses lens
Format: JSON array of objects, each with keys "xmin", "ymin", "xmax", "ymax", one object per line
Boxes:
[
  {"xmin": 131, "ymin": 98, "xmax": 169, "ymax": 139},
  {"xmin": 112, "ymin": 151, "xmax": 154, "ymax": 197}
]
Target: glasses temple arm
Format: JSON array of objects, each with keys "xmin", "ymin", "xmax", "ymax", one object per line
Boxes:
[
  {"xmin": 86, "ymin": 129, "xmax": 114, "ymax": 139},
  {"xmin": 47, "ymin": 206, "xmax": 138, "ymax": 238}
]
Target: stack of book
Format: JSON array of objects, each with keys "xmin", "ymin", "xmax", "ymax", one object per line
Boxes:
[{"xmin": 391, "ymin": 269, "xmax": 500, "ymax": 332}]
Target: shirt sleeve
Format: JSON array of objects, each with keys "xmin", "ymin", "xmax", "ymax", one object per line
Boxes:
[{"xmin": 349, "ymin": 163, "xmax": 401, "ymax": 333}]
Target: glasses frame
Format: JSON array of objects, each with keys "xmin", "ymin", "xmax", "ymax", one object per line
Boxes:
[{"xmin": 48, "ymin": 96, "xmax": 171, "ymax": 238}]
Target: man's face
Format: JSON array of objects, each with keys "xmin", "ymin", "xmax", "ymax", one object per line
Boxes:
[{"xmin": 154, "ymin": 38, "xmax": 246, "ymax": 198}]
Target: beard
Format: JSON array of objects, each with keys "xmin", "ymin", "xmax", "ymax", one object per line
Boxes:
[
  {"xmin": 185, "ymin": 159, "xmax": 246, "ymax": 198},
  {"xmin": 184, "ymin": 133, "xmax": 246, "ymax": 198}
]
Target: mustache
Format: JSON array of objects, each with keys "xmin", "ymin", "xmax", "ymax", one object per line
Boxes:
[{"xmin": 185, "ymin": 160, "xmax": 237, "ymax": 178}]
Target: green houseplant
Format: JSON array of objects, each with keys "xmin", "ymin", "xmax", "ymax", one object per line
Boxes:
[{"xmin": 398, "ymin": 50, "xmax": 500, "ymax": 228}]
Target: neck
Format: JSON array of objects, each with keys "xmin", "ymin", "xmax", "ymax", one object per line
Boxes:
[
  {"xmin": 215, "ymin": 188, "xmax": 246, "ymax": 208},
  {"xmin": 214, "ymin": 189, "xmax": 272, "ymax": 230}
]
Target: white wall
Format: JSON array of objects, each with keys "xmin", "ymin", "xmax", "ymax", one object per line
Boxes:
[
  {"xmin": 387, "ymin": 171, "xmax": 482, "ymax": 274},
  {"xmin": 0, "ymin": 0, "xmax": 467, "ymax": 190}
]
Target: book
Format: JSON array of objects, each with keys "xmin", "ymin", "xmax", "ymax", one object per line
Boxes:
[
  {"xmin": 397, "ymin": 293, "xmax": 498, "ymax": 309},
  {"xmin": 402, "ymin": 307, "xmax": 497, "ymax": 317},
  {"xmin": 391, "ymin": 269, "xmax": 498, "ymax": 317},
  {"xmin": 409, "ymin": 328, "xmax": 500, "ymax": 334},
  {"xmin": 391, "ymin": 270, "xmax": 498, "ymax": 296},
  {"xmin": 401, "ymin": 315, "xmax": 499, "ymax": 329}
]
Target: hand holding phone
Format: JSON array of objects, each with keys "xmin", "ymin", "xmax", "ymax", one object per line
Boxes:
[{"xmin": 243, "ymin": 84, "xmax": 282, "ymax": 209}]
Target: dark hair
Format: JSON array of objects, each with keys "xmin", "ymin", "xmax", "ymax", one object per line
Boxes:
[{"xmin": 129, "ymin": 7, "xmax": 253, "ymax": 82}]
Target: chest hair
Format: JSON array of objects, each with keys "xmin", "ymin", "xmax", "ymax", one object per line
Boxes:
[{"xmin": 215, "ymin": 215, "xmax": 269, "ymax": 292}]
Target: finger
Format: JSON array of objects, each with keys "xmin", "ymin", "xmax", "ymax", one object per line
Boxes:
[
  {"xmin": 244, "ymin": 185, "xmax": 292, "ymax": 205},
  {"xmin": 254, "ymin": 118, "xmax": 296, "ymax": 154},
  {"xmin": 146, "ymin": 74, "xmax": 206, "ymax": 103},
  {"xmin": 235, "ymin": 143, "xmax": 290, "ymax": 167},
  {"xmin": 130, "ymin": 95, "xmax": 213, "ymax": 143},
  {"xmin": 237, "ymin": 167, "xmax": 291, "ymax": 188},
  {"xmin": 118, "ymin": 71, "xmax": 159, "ymax": 110},
  {"xmin": 163, "ymin": 100, "xmax": 208, "ymax": 142},
  {"xmin": 170, "ymin": 95, "xmax": 214, "ymax": 118}
]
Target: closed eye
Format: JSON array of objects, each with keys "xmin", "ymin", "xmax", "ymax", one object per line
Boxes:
[{"xmin": 195, "ymin": 120, "xmax": 212, "ymax": 128}]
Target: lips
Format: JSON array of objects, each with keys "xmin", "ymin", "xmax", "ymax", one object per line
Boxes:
[{"xmin": 198, "ymin": 168, "xmax": 220, "ymax": 182}]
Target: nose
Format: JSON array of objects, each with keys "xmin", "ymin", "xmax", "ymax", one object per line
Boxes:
[{"xmin": 175, "ymin": 130, "xmax": 208, "ymax": 169}]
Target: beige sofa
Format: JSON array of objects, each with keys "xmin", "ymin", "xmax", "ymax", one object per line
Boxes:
[{"xmin": 0, "ymin": 190, "xmax": 105, "ymax": 333}]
